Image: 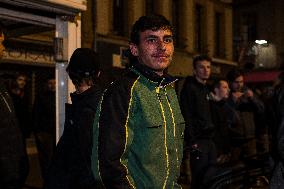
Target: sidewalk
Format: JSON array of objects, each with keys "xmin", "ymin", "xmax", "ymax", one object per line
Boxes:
[{"xmin": 23, "ymin": 136, "xmax": 44, "ymax": 189}]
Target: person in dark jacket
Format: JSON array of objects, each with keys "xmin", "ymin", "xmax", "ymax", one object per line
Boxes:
[
  {"xmin": 33, "ymin": 77, "xmax": 56, "ymax": 180},
  {"xmin": 9, "ymin": 72, "xmax": 32, "ymax": 140},
  {"xmin": 269, "ymin": 71, "xmax": 284, "ymax": 189},
  {"xmin": 91, "ymin": 14, "xmax": 185, "ymax": 188},
  {"xmin": 226, "ymin": 69, "xmax": 264, "ymax": 160},
  {"xmin": 179, "ymin": 54, "xmax": 216, "ymax": 189},
  {"xmin": 44, "ymin": 48, "xmax": 103, "ymax": 189},
  {"xmin": 0, "ymin": 22, "xmax": 28, "ymax": 189},
  {"xmin": 210, "ymin": 79, "xmax": 232, "ymax": 165}
]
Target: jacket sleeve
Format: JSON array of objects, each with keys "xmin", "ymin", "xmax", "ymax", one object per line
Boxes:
[
  {"xmin": 277, "ymin": 88, "xmax": 284, "ymax": 162},
  {"xmin": 249, "ymin": 95, "xmax": 265, "ymax": 113},
  {"xmin": 179, "ymin": 80, "xmax": 193, "ymax": 127},
  {"xmin": 237, "ymin": 91, "xmax": 265, "ymax": 114},
  {"xmin": 98, "ymin": 83, "xmax": 135, "ymax": 189},
  {"xmin": 76, "ymin": 105, "xmax": 97, "ymax": 186}
]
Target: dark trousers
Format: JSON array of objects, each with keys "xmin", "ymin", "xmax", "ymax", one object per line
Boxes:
[
  {"xmin": 190, "ymin": 139, "xmax": 217, "ymax": 189},
  {"xmin": 35, "ymin": 132, "xmax": 56, "ymax": 180}
]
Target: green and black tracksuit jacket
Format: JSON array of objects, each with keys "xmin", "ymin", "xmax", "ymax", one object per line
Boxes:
[{"xmin": 91, "ymin": 63, "xmax": 185, "ymax": 189}]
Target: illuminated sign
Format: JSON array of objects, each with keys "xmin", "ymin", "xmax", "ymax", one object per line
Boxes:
[{"xmin": 2, "ymin": 48, "xmax": 54, "ymax": 65}]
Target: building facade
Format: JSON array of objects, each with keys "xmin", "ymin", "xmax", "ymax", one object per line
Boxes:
[
  {"xmin": 0, "ymin": 0, "xmax": 86, "ymax": 139},
  {"xmin": 233, "ymin": 0, "xmax": 284, "ymax": 70},
  {"xmin": 82, "ymin": 0, "xmax": 237, "ymax": 79}
]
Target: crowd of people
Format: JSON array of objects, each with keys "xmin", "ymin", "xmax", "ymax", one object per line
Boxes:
[{"xmin": 1, "ymin": 14, "xmax": 284, "ymax": 189}]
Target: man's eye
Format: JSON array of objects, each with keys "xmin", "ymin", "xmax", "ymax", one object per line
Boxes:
[
  {"xmin": 147, "ymin": 38, "xmax": 157, "ymax": 43},
  {"xmin": 164, "ymin": 38, "xmax": 173, "ymax": 43}
]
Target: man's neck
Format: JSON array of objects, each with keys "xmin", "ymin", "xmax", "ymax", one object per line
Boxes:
[{"xmin": 195, "ymin": 76, "xmax": 207, "ymax": 85}]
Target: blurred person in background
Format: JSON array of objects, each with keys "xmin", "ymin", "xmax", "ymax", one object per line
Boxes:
[
  {"xmin": 9, "ymin": 72, "xmax": 32, "ymax": 140},
  {"xmin": 0, "ymin": 21, "xmax": 29, "ymax": 189},
  {"xmin": 179, "ymin": 54, "xmax": 216, "ymax": 189},
  {"xmin": 269, "ymin": 71, "xmax": 284, "ymax": 188},
  {"xmin": 226, "ymin": 68, "xmax": 264, "ymax": 162},
  {"xmin": 210, "ymin": 79, "xmax": 232, "ymax": 166},
  {"xmin": 33, "ymin": 77, "xmax": 56, "ymax": 180}
]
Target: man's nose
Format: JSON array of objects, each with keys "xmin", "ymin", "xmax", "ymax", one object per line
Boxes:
[{"xmin": 157, "ymin": 40, "xmax": 166, "ymax": 51}]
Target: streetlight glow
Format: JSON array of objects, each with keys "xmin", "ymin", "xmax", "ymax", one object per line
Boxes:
[{"xmin": 255, "ymin": 40, "xmax": 268, "ymax": 45}]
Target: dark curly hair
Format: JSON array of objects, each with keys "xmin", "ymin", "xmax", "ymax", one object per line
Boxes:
[
  {"xmin": 130, "ymin": 14, "xmax": 174, "ymax": 45},
  {"xmin": 226, "ymin": 68, "xmax": 244, "ymax": 83}
]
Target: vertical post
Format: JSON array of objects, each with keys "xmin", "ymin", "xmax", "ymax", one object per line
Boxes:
[
  {"xmin": 180, "ymin": 0, "xmax": 194, "ymax": 53},
  {"xmin": 55, "ymin": 16, "xmax": 68, "ymax": 143},
  {"xmin": 55, "ymin": 15, "xmax": 81, "ymax": 143}
]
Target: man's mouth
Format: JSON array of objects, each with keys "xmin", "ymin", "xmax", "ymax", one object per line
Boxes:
[{"xmin": 153, "ymin": 53, "xmax": 168, "ymax": 57}]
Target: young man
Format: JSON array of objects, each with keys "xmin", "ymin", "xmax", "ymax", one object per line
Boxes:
[
  {"xmin": 45, "ymin": 48, "xmax": 103, "ymax": 189},
  {"xmin": 226, "ymin": 69, "xmax": 264, "ymax": 160},
  {"xmin": 179, "ymin": 55, "xmax": 215, "ymax": 189},
  {"xmin": 210, "ymin": 79, "xmax": 232, "ymax": 165},
  {"xmin": 91, "ymin": 15, "xmax": 185, "ymax": 188},
  {"xmin": 9, "ymin": 73, "xmax": 32, "ymax": 140}
]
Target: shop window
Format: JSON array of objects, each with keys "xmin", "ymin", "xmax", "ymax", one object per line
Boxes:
[
  {"xmin": 195, "ymin": 4, "xmax": 206, "ymax": 53},
  {"xmin": 214, "ymin": 11, "xmax": 225, "ymax": 58},
  {"xmin": 242, "ymin": 13, "xmax": 258, "ymax": 43},
  {"xmin": 112, "ymin": 0, "xmax": 128, "ymax": 37},
  {"xmin": 172, "ymin": 0, "xmax": 181, "ymax": 48}
]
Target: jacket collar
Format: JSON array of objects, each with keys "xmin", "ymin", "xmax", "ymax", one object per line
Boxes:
[
  {"xmin": 187, "ymin": 76, "xmax": 208, "ymax": 88},
  {"xmin": 130, "ymin": 61, "xmax": 177, "ymax": 87},
  {"xmin": 70, "ymin": 84, "xmax": 98, "ymax": 104}
]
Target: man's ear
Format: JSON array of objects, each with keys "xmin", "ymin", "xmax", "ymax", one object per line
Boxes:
[{"xmin": 129, "ymin": 43, "xmax": 138, "ymax": 56}]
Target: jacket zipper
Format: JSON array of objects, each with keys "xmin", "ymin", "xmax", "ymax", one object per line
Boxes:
[
  {"xmin": 164, "ymin": 88, "xmax": 180, "ymax": 173},
  {"xmin": 0, "ymin": 92, "xmax": 12, "ymax": 113}
]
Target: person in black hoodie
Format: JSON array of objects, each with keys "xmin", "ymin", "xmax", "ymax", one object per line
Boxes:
[
  {"xmin": 44, "ymin": 48, "xmax": 103, "ymax": 189},
  {"xmin": 179, "ymin": 54, "xmax": 216, "ymax": 189}
]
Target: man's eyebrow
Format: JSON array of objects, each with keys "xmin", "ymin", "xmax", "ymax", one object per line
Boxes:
[
  {"xmin": 145, "ymin": 34, "xmax": 173, "ymax": 38},
  {"xmin": 164, "ymin": 35, "xmax": 173, "ymax": 38},
  {"xmin": 145, "ymin": 35, "xmax": 158, "ymax": 38}
]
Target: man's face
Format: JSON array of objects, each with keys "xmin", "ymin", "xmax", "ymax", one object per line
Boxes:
[
  {"xmin": 47, "ymin": 79, "xmax": 56, "ymax": 92},
  {"xmin": 231, "ymin": 75, "xmax": 244, "ymax": 92},
  {"xmin": 0, "ymin": 32, "xmax": 5, "ymax": 59},
  {"xmin": 194, "ymin": 60, "xmax": 211, "ymax": 81},
  {"xmin": 129, "ymin": 29, "xmax": 174, "ymax": 76},
  {"xmin": 215, "ymin": 80, "xmax": 230, "ymax": 99},
  {"xmin": 16, "ymin": 76, "xmax": 27, "ymax": 89}
]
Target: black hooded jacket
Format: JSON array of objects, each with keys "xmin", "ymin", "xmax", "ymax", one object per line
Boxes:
[
  {"xmin": 0, "ymin": 80, "xmax": 28, "ymax": 188},
  {"xmin": 44, "ymin": 84, "xmax": 103, "ymax": 189},
  {"xmin": 180, "ymin": 76, "xmax": 214, "ymax": 145}
]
